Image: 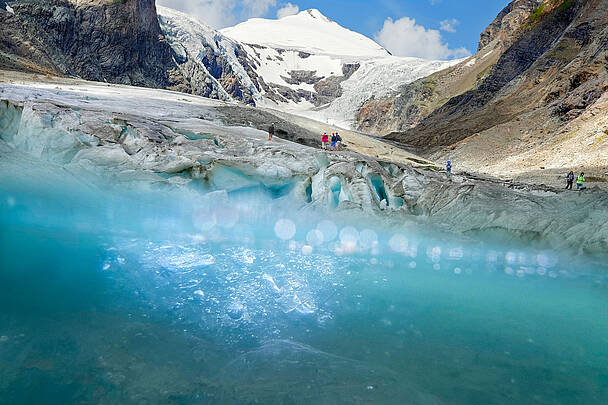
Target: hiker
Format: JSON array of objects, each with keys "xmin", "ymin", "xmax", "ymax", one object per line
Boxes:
[
  {"xmin": 330, "ymin": 133, "xmax": 337, "ymax": 151},
  {"xmin": 322, "ymin": 132, "xmax": 329, "ymax": 149},
  {"xmin": 565, "ymin": 170, "xmax": 575, "ymax": 190},
  {"xmin": 268, "ymin": 123, "xmax": 275, "ymax": 141},
  {"xmin": 446, "ymin": 161, "xmax": 452, "ymax": 174},
  {"xmin": 577, "ymin": 172, "xmax": 585, "ymax": 190},
  {"xmin": 336, "ymin": 132, "xmax": 342, "ymax": 150}
]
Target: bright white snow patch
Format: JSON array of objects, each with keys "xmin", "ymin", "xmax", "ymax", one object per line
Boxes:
[
  {"xmin": 221, "ymin": 9, "xmax": 390, "ymax": 58},
  {"xmin": 158, "ymin": 6, "xmax": 461, "ymax": 129},
  {"xmin": 5, "ymin": 2, "xmax": 14, "ymax": 14},
  {"xmin": 299, "ymin": 56, "xmax": 461, "ymax": 128}
]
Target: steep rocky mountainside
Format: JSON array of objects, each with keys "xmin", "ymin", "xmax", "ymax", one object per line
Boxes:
[
  {"xmin": 0, "ymin": 2, "xmax": 455, "ymax": 128},
  {"xmin": 478, "ymin": 0, "xmax": 544, "ymax": 51},
  {"xmin": 387, "ymin": 0, "xmax": 607, "ymax": 152},
  {"xmin": 0, "ymin": 0, "xmax": 178, "ymax": 88},
  {"xmin": 357, "ymin": 0, "xmax": 542, "ymax": 135}
]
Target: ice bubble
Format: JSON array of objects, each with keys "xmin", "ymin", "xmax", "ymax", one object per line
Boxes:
[
  {"xmin": 200, "ymin": 254, "xmax": 215, "ymax": 265},
  {"xmin": 288, "ymin": 240, "xmax": 298, "ymax": 251},
  {"xmin": 301, "ymin": 245, "xmax": 313, "ymax": 255},
  {"xmin": 306, "ymin": 229, "xmax": 324, "ymax": 246},
  {"xmin": 454, "ymin": 267, "xmax": 462, "ymax": 275},
  {"xmin": 275, "ymin": 219, "xmax": 296, "ymax": 240},
  {"xmin": 505, "ymin": 251, "xmax": 517, "ymax": 264},
  {"xmin": 227, "ymin": 302, "xmax": 245, "ymax": 320},
  {"xmin": 408, "ymin": 244, "xmax": 419, "ymax": 258},
  {"xmin": 6, "ymin": 196, "xmax": 16, "ymax": 208},
  {"xmin": 487, "ymin": 251, "xmax": 499, "ymax": 263},
  {"xmin": 339, "ymin": 227, "xmax": 359, "ymax": 254},
  {"xmin": 449, "ymin": 248, "xmax": 464, "ymax": 260},
  {"xmin": 433, "ymin": 264, "xmax": 441, "ymax": 271},
  {"xmin": 389, "ymin": 234, "xmax": 408, "ymax": 253},
  {"xmin": 216, "ymin": 207, "xmax": 239, "ymax": 228},
  {"xmin": 317, "ymin": 220, "xmax": 337, "ymax": 242},
  {"xmin": 359, "ymin": 229, "xmax": 378, "ymax": 249},
  {"xmin": 523, "ymin": 266, "xmax": 535, "ymax": 275},
  {"xmin": 341, "ymin": 242, "xmax": 357, "ymax": 255},
  {"xmin": 537, "ymin": 252, "xmax": 558, "ymax": 268},
  {"xmin": 504, "ymin": 267, "xmax": 514, "ymax": 276},
  {"xmin": 340, "ymin": 227, "xmax": 359, "ymax": 245},
  {"xmin": 194, "ymin": 290, "xmax": 205, "ymax": 297},
  {"xmin": 409, "ymin": 261, "xmax": 417, "ymax": 269}
]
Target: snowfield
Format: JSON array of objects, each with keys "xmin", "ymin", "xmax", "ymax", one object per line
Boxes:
[
  {"xmin": 158, "ymin": 7, "xmax": 461, "ymax": 130},
  {"xmin": 220, "ymin": 9, "xmax": 390, "ymax": 58}
]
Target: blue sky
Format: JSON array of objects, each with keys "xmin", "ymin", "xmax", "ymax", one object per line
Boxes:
[
  {"xmin": 292, "ymin": 0, "xmax": 509, "ymax": 54},
  {"xmin": 158, "ymin": 0, "xmax": 511, "ymax": 59}
]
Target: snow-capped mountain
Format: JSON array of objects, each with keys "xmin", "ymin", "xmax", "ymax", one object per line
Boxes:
[
  {"xmin": 220, "ymin": 9, "xmax": 390, "ymax": 58},
  {"xmin": 158, "ymin": 7, "xmax": 460, "ymax": 129}
]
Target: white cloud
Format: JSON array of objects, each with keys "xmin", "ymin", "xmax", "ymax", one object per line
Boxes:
[
  {"xmin": 374, "ymin": 17, "xmax": 471, "ymax": 60},
  {"xmin": 242, "ymin": 0, "xmax": 277, "ymax": 16},
  {"xmin": 440, "ymin": 18, "xmax": 459, "ymax": 33},
  {"xmin": 157, "ymin": 0, "xmax": 277, "ymax": 29},
  {"xmin": 277, "ymin": 2, "xmax": 299, "ymax": 19}
]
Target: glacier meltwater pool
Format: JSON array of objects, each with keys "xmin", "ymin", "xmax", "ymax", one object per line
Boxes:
[{"xmin": 0, "ymin": 167, "xmax": 607, "ymax": 405}]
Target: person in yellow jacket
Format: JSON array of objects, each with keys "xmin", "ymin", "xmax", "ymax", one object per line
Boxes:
[{"xmin": 576, "ymin": 172, "xmax": 585, "ymax": 190}]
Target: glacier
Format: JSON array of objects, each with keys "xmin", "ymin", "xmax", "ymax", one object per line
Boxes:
[
  {"xmin": 157, "ymin": 7, "xmax": 460, "ymax": 129},
  {"xmin": 1, "ymin": 80, "xmax": 607, "ymax": 404}
]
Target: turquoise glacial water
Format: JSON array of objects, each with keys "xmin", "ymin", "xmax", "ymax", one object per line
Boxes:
[{"xmin": 0, "ymin": 168, "xmax": 607, "ymax": 404}]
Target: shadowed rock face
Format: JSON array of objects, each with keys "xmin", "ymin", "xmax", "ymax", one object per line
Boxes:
[
  {"xmin": 356, "ymin": 0, "xmax": 544, "ymax": 137},
  {"xmin": 387, "ymin": 0, "xmax": 608, "ymax": 151},
  {"xmin": 0, "ymin": 0, "xmax": 178, "ymax": 87}
]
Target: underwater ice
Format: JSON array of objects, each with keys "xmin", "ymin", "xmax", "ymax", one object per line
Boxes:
[
  {"xmin": 1, "ymin": 150, "xmax": 607, "ymax": 404},
  {"xmin": 1, "ymin": 87, "xmax": 607, "ymax": 404}
]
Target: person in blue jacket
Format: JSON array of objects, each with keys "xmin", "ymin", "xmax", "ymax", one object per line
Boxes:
[
  {"xmin": 446, "ymin": 161, "xmax": 452, "ymax": 174},
  {"xmin": 565, "ymin": 170, "xmax": 574, "ymax": 190}
]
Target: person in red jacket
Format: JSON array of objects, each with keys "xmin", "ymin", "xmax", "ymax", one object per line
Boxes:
[{"xmin": 322, "ymin": 132, "xmax": 329, "ymax": 149}]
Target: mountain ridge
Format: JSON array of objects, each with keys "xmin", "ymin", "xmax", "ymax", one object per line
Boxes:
[{"xmin": 220, "ymin": 8, "xmax": 391, "ymax": 58}]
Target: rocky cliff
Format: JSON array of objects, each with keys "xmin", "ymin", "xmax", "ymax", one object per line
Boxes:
[
  {"xmin": 478, "ymin": 0, "xmax": 543, "ymax": 51},
  {"xmin": 387, "ymin": 0, "xmax": 607, "ymax": 152},
  {"xmin": 0, "ymin": 0, "xmax": 179, "ymax": 87},
  {"xmin": 356, "ymin": 0, "xmax": 543, "ymax": 136}
]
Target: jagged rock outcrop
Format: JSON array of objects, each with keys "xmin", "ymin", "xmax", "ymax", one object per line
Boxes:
[
  {"xmin": 478, "ymin": 0, "xmax": 543, "ymax": 51},
  {"xmin": 0, "ymin": 0, "xmax": 178, "ymax": 88}
]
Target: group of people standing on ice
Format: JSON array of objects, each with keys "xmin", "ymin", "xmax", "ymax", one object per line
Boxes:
[
  {"xmin": 565, "ymin": 171, "xmax": 585, "ymax": 190},
  {"xmin": 321, "ymin": 132, "xmax": 342, "ymax": 151},
  {"xmin": 270, "ymin": 123, "xmax": 590, "ymax": 192},
  {"xmin": 267, "ymin": 124, "xmax": 342, "ymax": 151}
]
